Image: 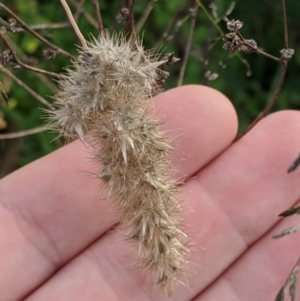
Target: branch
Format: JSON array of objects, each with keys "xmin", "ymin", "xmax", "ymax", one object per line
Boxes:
[
  {"xmin": 196, "ymin": 0, "xmax": 251, "ymax": 74},
  {"xmin": 236, "ymin": 65, "xmax": 287, "ymax": 140},
  {"xmin": 0, "ymin": 65, "xmax": 55, "ymax": 111},
  {"xmin": 0, "ymin": 32, "xmax": 63, "ymax": 79},
  {"xmin": 73, "ymin": 0, "xmax": 86, "ymax": 21},
  {"xmin": 0, "ymin": 3, "xmax": 73, "ymax": 59},
  {"xmin": 235, "ymin": 0, "xmax": 292, "ymax": 141},
  {"xmin": 152, "ymin": 7, "xmax": 185, "ymax": 51},
  {"xmin": 124, "ymin": 0, "xmax": 136, "ymax": 38},
  {"xmin": 0, "ymin": 126, "xmax": 48, "ymax": 140},
  {"xmin": 177, "ymin": 6, "xmax": 198, "ymax": 86},
  {"xmin": 90, "ymin": 0, "xmax": 104, "ymax": 36},
  {"xmin": 3, "ymin": 34, "xmax": 59, "ymax": 94},
  {"xmin": 135, "ymin": 0, "xmax": 157, "ymax": 34},
  {"xmin": 281, "ymin": 0, "xmax": 288, "ymax": 49},
  {"xmin": 69, "ymin": 0, "xmax": 98, "ymax": 28},
  {"xmin": 14, "ymin": 22, "xmax": 70, "ymax": 32},
  {"xmin": 60, "ymin": 0, "xmax": 87, "ymax": 49}
]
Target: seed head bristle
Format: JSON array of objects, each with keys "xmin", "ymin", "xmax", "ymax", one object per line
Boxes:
[{"xmin": 49, "ymin": 32, "xmax": 188, "ymax": 296}]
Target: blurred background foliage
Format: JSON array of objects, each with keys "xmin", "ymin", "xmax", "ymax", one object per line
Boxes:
[{"xmin": 0, "ymin": 0, "xmax": 299, "ymax": 177}]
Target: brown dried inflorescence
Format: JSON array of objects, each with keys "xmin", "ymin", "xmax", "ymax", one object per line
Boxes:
[{"xmin": 49, "ymin": 32, "xmax": 188, "ymax": 296}]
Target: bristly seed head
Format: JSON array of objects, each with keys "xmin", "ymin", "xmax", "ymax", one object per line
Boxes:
[{"xmin": 48, "ymin": 32, "xmax": 188, "ymax": 296}]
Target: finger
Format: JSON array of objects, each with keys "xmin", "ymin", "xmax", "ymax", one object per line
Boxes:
[
  {"xmin": 0, "ymin": 85, "xmax": 237, "ymax": 301},
  {"xmin": 180, "ymin": 110, "xmax": 300, "ymax": 299},
  {"xmin": 194, "ymin": 208, "xmax": 300, "ymax": 301},
  {"xmin": 24, "ymin": 110, "xmax": 300, "ymax": 301},
  {"xmin": 156, "ymin": 84, "xmax": 238, "ymax": 179},
  {"xmin": 24, "ymin": 111, "xmax": 300, "ymax": 301}
]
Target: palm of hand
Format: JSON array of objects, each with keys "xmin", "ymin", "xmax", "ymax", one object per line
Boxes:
[{"xmin": 1, "ymin": 86, "xmax": 299, "ymax": 301}]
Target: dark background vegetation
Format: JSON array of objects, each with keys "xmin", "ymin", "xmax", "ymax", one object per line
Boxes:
[{"xmin": 0, "ymin": 0, "xmax": 300, "ymax": 177}]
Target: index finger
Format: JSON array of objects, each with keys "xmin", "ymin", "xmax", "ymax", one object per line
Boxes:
[{"xmin": 0, "ymin": 85, "xmax": 237, "ymax": 301}]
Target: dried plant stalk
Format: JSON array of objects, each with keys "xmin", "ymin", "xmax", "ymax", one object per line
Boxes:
[{"xmin": 48, "ymin": 32, "xmax": 188, "ymax": 296}]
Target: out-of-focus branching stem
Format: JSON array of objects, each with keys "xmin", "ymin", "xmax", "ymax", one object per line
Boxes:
[
  {"xmin": 0, "ymin": 17, "xmax": 14, "ymax": 32},
  {"xmin": 124, "ymin": 0, "xmax": 136, "ymax": 38},
  {"xmin": 236, "ymin": 0, "xmax": 290, "ymax": 140},
  {"xmin": 0, "ymin": 126, "xmax": 48, "ymax": 140},
  {"xmin": 236, "ymin": 32, "xmax": 281, "ymax": 63},
  {"xmin": 0, "ymin": 65, "xmax": 55, "ymax": 111},
  {"xmin": 153, "ymin": 12, "xmax": 188, "ymax": 51},
  {"xmin": 195, "ymin": 0, "xmax": 251, "ymax": 74},
  {"xmin": 135, "ymin": 0, "xmax": 157, "ymax": 34},
  {"xmin": 1, "ymin": 36, "xmax": 60, "ymax": 79},
  {"xmin": 14, "ymin": 22, "xmax": 70, "ymax": 32},
  {"xmin": 236, "ymin": 64, "xmax": 287, "ymax": 140},
  {"xmin": 90, "ymin": 0, "xmax": 104, "ymax": 36},
  {"xmin": 69, "ymin": 0, "xmax": 98, "ymax": 28},
  {"xmin": 60, "ymin": 0, "xmax": 87, "ymax": 48},
  {"xmin": 177, "ymin": 6, "xmax": 198, "ymax": 86},
  {"xmin": 281, "ymin": 0, "xmax": 288, "ymax": 49},
  {"xmin": 73, "ymin": 0, "xmax": 85, "ymax": 21},
  {"xmin": 195, "ymin": 0, "xmax": 223, "ymax": 35},
  {"xmin": 0, "ymin": 32, "xmax": 63, "ymax": 79},
  {"xmin": 3, "ymin": 35, "xmax": 59, "ymax": 94},
  {"xmin": 0, "ymin": 3, "xmax": 73, "ymax": 59}
]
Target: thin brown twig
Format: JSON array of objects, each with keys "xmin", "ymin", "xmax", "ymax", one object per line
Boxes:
[
  {"xmin": 0, "ymin": 31, "xmax": 63, "ymax": 79},
  {"xmin": 135, "ymin": 0, "xmax": 157, "ymax": 34},
  {"xmin": 235, "ymin": 0, "xmax": 290, "ymax": 141},
  {"xmin": 281, "ymin": 0, "xmax": 288, "ymax": 49},
  {"xmin": 152, "ymin": 7, "xmax": 183, "ymax": 51},
  {"xmin": 4, "ymin": 34, "xmax": 59, "ymax": 94},
  {"xmin": 15, "ymin": 22, "xmax": 70, "ymax": 32},
  {"xmin": 196, "ymin": 0, "xmax": 253, "ymax": 74},
  {"xmin": 0, "ymin": 17, "xmax": 14, "ymax": 33},
  {"xmin": 69, "ymin": 0, "xmax": 98, "ymax": 28},
  {"xmin": 0, "ymin": 126, "xmax": 48, "ymax": 140},
  {"xmin": 0, "ymin": 65, "xmax": 55, "ymax": 111},
  {"xmin": 38, "ymin": 74, "xmax": 59, "ymax": 94},
  {"xmin": 177, "ymin": 6, "xmax": 198, "ymax": 86},
  {"xmin": 236, "ymin": 64, "xmax": 287, "ymax": 141},
  {"xmin": 73, "ymin": 0, "xmax": 86, "ymax": 21},
  {"xmin": 0, "ymin": 3, "xmax": 73, "ymax": 59},
  {"xmin": 90, "ymin": 0, "xmax": 104, "ymax": 36},
  {"xmin": 124, "ymin": 0, "xmax": 136, "ymax": 39},
  {"xmin": 236, "ymin": 31, "xmax": 281, "ymax": 63},
  {"xmin": 255, "ymin": 48, "xmax": 281, "ymax": 62},
  {"xmin": 60, "ymin": 0, "xmax": 87, "ymax": 49}
]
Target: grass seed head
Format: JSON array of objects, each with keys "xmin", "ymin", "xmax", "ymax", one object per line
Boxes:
[{"xmin": 49, "ymin": 32, "xmax": 188, "ymax": 296}]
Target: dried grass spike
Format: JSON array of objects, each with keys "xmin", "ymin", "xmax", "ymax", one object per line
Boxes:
[{"xmin": 49, "ymin": 32, "xmax": 188, "ymax": 296}]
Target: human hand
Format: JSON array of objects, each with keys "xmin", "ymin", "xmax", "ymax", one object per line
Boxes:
[{"xmin": 1, "ymin": 85, "xmax": 300, "ymax": 301}]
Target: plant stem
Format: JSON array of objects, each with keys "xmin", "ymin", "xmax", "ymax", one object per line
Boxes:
[
  {"xmin": 0, "ymin": 126, "xmax": 48, "ymax": 140},
  {"xmin": 90, "ymin": 0, "xmax": 104, "ymax": 36},
  {"xmin": 281, "ymin": 0, "xmax": 288, "ymax": 49},
  {"xmin": 0, "ymin": 32, "xmax": 63, "ymax": 79},
  {"xmin": 177, "ymin": 6, "xmax": 198, "ymax": 86},
  {"xmin": 236, "ymin": 64, "xmax": 287, "ymax": 140},
  {"xmin": 0, "ymin": 3, "xmax": 73, "ymax": 59},
  {"xmin": 195, "ymin": 0, "xmax": 251, "ymax": 74},
  {"xmin": 0, "ymin": 65, "xmax": 55, "ymax": 111},
  {"xmin": 60, "ymin": 0, "xmax": 87, "ymax": 48},
  {"xmin": 235, "ymin": 0, "xmax": 290, "ymax": 141},
  {"xmin": 124, "ymin": 0, "xmax": 136, "ymax": 38},
  {"xmin": 69, "ymin": 0, "xmax": 98, "ymax": 28},
  {"xmin": 135, "ymin": 0, "xmax": 157, "ymax": 34}
]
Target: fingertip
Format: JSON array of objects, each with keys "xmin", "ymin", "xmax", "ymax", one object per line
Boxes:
[{"xmin": 154, "ymin": 85, "xmax": 238, "ymax": 177}]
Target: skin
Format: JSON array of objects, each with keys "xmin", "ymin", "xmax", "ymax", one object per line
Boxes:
[{"xmin": 1, "ymin": 85, "xmax": 300, "ymax": 301}]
